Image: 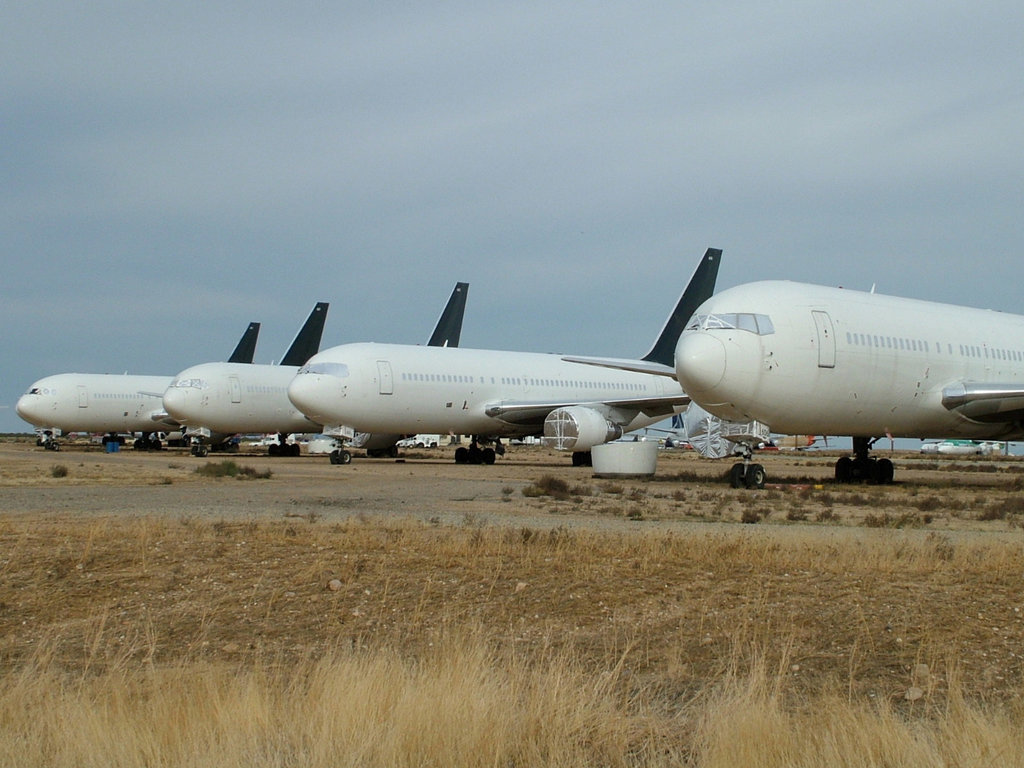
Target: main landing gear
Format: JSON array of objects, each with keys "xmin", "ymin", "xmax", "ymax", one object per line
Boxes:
[
  {"xmin": 267, "ymin": 434, "xmax": 301, "ymax": 457},
  {"xmin": 132, "ymin": 433, "xmax": 163, "ymax": 451},
  {"xmin": 454, "ymin": 437, "xmax": 504, "ymax": 465},
  {"xmin": 834, "ymin": 437, "xmax": 894, "ymax": 484},
  {"xmin": 728, "ymin": 444, "xmax": 766, "ymax": 489}
]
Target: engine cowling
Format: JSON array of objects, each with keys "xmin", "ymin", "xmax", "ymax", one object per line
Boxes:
[{"xmin": 543, "ymin": 406, "xmax": 622, "ymax": 451}]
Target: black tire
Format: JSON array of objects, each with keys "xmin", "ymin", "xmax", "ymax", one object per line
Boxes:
[
  {"xmin": 338, "ymin": 450, "xmax": 352, "ymax": 464},
  {"xmin": 482, "ymin": 448, "xmax": 496, "ymax": 465},
  {"xmin": 454, "ymin": 447, "xmax": 469, "ymax": 464},
  {"xmin": 875, "ymin": 458, "xmax": 894, "ymax": 484},
  {"xmin": 834, "ymin": 456, "xmax": 853, "ymax": 483},
  {"xmin": 745, "ymin": 463, "xmax": 766, "ymax": 489},
  {"xmin": 729, "ymin": 463, "xmax": 746, "ymax": 488},
  {"xmin": 50, "ymin": 442, "xmax": 61, "ymax": 452},
  {"xmin": 329, "ymin": 450, "xmax": 342, "ymax": 465}
]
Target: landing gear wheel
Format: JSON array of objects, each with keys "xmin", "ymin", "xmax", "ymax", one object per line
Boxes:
[
  {"xmin": 571, "ymin": 451, "xmax": 593, "ymax": 467},
  {"xmin": 329, "ymin": 449, "xmax": 351, "ymax": 465},
  {"xmin": 745, "ymin": 463, "xmax": 766, "ymax": 489},
  {"xmin": 454, "ymin": 447, "xmax": 469, "ymax": 464},
  {"xmin": 875, "ymin": 458, "xmax": 894, "ymax": 484},
  {"xmin": 482, "ymin": 448, "xmax": 496, "ymax": 465},
  {"xmin": 834, "ymin": 456, "xmax": 853, "ymax": 483},
  {"xmin": 729, "ymin": 463, "xmax": 746, "ymax": 488}
]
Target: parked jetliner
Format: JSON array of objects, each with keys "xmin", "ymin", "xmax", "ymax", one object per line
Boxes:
[
  {"xmin": 15, "ymin": 322, "xmax": 262, "ymax": 451},
  {"xmin": 288, "ymin": 249, "xmax": 721, "ymax": 465},
  {"xmin": 674, "ymin": 280, "xmax": 1024, "ymax": 486},
  {"xmin": 163, "ymin": 303, "xmax": 329, "ymax": 457},
  {"xmin": 163, "ymin": 283, "xmax": 469, "ymax": 459}
]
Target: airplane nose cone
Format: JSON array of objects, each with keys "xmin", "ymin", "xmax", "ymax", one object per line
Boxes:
[
  {"xmin": 162, "ymin": 387, "xmax": 189, "ymax": 420},
  {"xmin": 675, "ymin": 333, "xmax": 727, "ymax": 396},
  {"xmin": 288, "ymin": 373, "xmax": 332, "ymax": 423},
  {"xmin": 15, "ymin": 394, "xmax": 38, "ymax": 423}
]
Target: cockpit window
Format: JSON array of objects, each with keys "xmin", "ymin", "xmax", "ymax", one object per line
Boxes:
[
  {"xmin": 170, "ymin": 378, "xmax": 208, "ymax": 390},
  {"xmin": 685, "ymin": 313, "xmax": 775, "ymax": 335},
  {"xmin": 27, "ymin": 387, "xmax": 40, "ymax": 395},
  {"xmin": 298, "ymin": 362, "xmax": 350, "ymax": 378}
]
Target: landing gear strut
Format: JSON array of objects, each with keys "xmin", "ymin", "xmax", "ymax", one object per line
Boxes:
[
  {"xmin": 728, "ymin": 444, "xmax": 765, "ymax": 489},
  {"xmin": 834, "ymin": 437, "xmax": 894, "ymax": 484}
]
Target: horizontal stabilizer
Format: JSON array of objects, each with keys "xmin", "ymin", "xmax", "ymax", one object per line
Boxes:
[{"xmin": 561, "ymin": 355, "xmax": 677, "ymax": 378}]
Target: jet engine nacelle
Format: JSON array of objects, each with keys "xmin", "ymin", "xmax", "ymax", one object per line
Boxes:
[{"xmin": 543, "ymin": 406, "xmax": 622, "ymax": 451}]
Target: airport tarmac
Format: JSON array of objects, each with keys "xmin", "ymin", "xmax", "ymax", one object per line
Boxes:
[{"xmin": 2, "ymin": 437, "xmax": 1023, "ymax": 539}]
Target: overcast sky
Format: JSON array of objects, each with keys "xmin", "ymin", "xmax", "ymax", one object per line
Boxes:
[{"xmin": 3, "ymin": 2, "xmax": 1023, "ymax": 433}]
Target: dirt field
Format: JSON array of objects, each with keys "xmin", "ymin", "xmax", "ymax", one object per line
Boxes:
[{"xmin": 2, "ymin": 436, "xmax": 1023, "ymax": 709}]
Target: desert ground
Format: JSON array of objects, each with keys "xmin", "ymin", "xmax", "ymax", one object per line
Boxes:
[{"xmin": 1, "ymin": 436, "xmax": 1023, "ymax": 765}]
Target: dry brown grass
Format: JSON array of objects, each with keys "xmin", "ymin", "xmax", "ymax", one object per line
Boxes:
[
  {"xmin": 1, "ymin": 513, "xmax": 1024, "ymax": 764},
  {"xmin": 3, "ymin": 439, "xmax": 1024, "ymax": 763}
]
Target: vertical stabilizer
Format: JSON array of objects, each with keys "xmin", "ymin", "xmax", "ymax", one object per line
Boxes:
[
  {"xmin": 641, "ymin": 248, "xmax": 721, "ymax": 367},
  {"xmin": 280, "ymin": 302, "xmax": 330, "ymax": 367},
  {"xmin": 426, "ymin": 282, "xmax": 469, "ymax": 348},
  {"xmin": 226, "ymin": 322, "xmax": 261, "ymax": 364}
]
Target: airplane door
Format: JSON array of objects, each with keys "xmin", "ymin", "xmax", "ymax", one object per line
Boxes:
[
  {"xmin": 77, "ymin": 385, "xmax": 88, "ymax": 408},
  {"xmin": 812, "ymin": 311, "xmax": 836, "ymax": 369},
  {"xmin": 229, "ymin": 376, "xmax": 242, "ymax": 404},
  {"xmin": 377, "ymin": 361, "xmax": 394, "ymax": 395}
]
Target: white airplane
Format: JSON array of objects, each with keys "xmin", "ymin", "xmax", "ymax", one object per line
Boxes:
[
  {"xmin": 287, "ymin": 248, "xmax": 721, "ymax": 465},
  {"xmin": 15, "ymin": 322, "xmax": 261, "ymax": 451},
  {"xmin": 163, "ymin": 283, "xmax": 470, "ymax": 460},
  {"xmin": 163, "ymin": 302, "xmax": 329, "ymax": 457},
  {"xmin": 673, "ymin": 280, "xmax": 1024, "ymax": 487},
  {"xmin": 919, "ymin": 439, "xmax": 1004, "ymax": 455}
]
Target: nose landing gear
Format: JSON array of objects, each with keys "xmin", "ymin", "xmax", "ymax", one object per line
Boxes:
[{"xmin": 728, "ymin": 444, "xmax": 766, "ymax": 489}]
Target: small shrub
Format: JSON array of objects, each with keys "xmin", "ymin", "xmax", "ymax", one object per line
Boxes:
[
  {"xmin": 912, "ymin": 495, "xmax": 943, "ymax": 512},
  {"xmin": 522, "ymin": 475, "xmax": 575, "ymax": 500},
  {"xmin": 815, "ymin": 508, "xmax": 839, "ymax": 523},
  {"xmin": 740, "ymin": 508, "xmax": 762, "ymax": 524},
  {"xmin": 193, "ymin": 461, "xmax": 271, "ymax": 479},
  {"xmin": 50, "ymin": 464, "xmax": 68, "ymax": 478}
]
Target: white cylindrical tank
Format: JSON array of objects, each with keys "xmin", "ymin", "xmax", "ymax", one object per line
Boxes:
[{"xmin": 591, "ymin": 441, "xmax": 658, "ymax": 477}]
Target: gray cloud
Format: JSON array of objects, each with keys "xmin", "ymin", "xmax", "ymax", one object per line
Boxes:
[{"xmin": 3, "ymin": 1, "xmax": 1023, "ymax": 431}]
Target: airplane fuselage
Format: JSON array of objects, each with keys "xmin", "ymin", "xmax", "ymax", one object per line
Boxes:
[
  {"xmin": 675, "ymin": 280, "xmax": 1024, "ymax": 440},
  {"xmin": 289, "ymin": 342, "xmax": 683, "ymax": 438},
  {"xmin": 16, "ymin": 373, "xmax": 174, "ymax": 435},
  {"xmin": 164, "ymin": 363, "xmax": 319, "ymax": 435}
]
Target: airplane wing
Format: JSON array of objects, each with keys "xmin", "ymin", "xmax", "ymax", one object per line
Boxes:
[
  {"xmin": 149, "ymin": 410, "xmax": 181, "ymax": 427},
  {"xmin": 560, "ymin": 355, "xmax": 677, "ymax": 378},
  {"xmin": 941, "ymin": 382, "xmax": 1024, "ymax": 423},
  {"xmin": 484, "ymin": 393, "xmax": 690, "ymax": 428}
]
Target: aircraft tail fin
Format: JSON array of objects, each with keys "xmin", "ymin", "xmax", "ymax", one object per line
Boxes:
[
  {"xmin": 641, "ymin": 247, "xmax": 722, "ymax": 367},
  {"xmin": 226, "ymin": 322, "xmax": 261, "ymax": 364},
  {"xmin": 280, "ymin": 302, "xmax": 329, "ymax": 367},
  {"xmin": 426, "ymin": 282, "xmax": 469, "ymax": 348}
]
